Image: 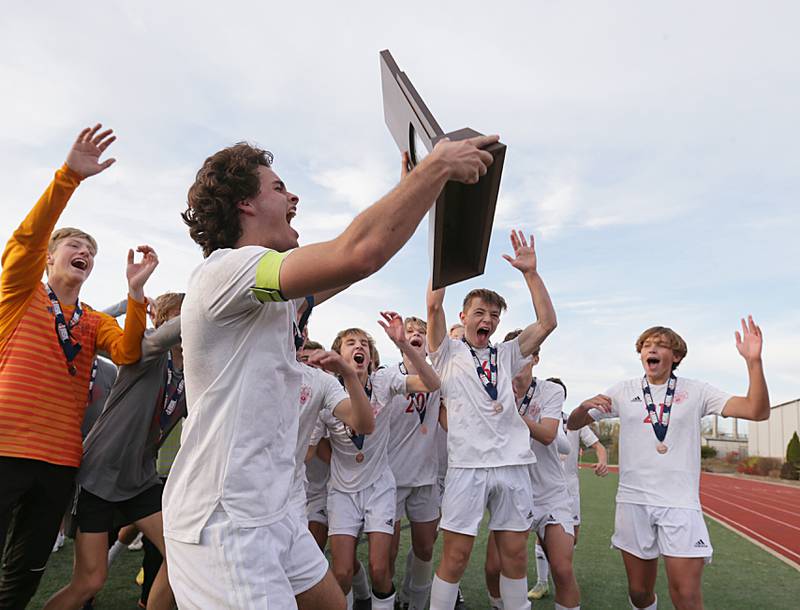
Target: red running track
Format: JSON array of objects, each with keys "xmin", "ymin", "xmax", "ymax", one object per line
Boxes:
[{"xmin": 699, "ymin": 472, "xmax": 800, "ymax": 567}]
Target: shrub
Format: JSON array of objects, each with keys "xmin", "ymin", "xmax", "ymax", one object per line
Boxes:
[
  {"xmin": 701, "ymin": 445, "xmax": 718, "ymax": 459},
  {"xmin": 780, "ymin": 461, "xmax": 799, "ymax": 481},
  {"xmin": 787, "ymin": 432, "xmax": 800, "ymax": 465},
  {"xmin": 737, "ymin": 457, "xmax": 782, "ymax": 476}
]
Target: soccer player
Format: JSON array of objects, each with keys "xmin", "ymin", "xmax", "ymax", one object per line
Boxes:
[
  {"xmin": 45, "ymin": 292, "xmax": 184, "ymax": 609},
  {"xmin": 312, "ymin": 320, "xmax": 440, "ymax": 610},
  {"xmin": 0, "ymin": 124, "xmax": 157, "ymax": 608},
  {"xmin": 386, "ymin": 317, "xmax": 442, "ymax": 610},
  {"xmin": 162, "ymin": 136, "xmax": 495, "ymax": 610},
  {"xmin": 528, "ymin": 380, "xmax": 609, "ymax": 601},
  {"xmin": 568, "ymin": 320, "xmax": 770, "ymax": 610},
  {"xmin": 426, "ymin": 230, "xmax": 557, "ymax": 610},
  {"xmin": 485, "ymin": 335, "xmax": 579, "ymax": 610}
]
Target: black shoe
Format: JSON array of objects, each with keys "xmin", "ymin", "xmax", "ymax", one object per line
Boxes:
[
  {"xmin": 354, "ymin": 597, "xmax": 372, "ymax": 610},
  {"xmin": 454, "ymin": 586, "xmax": 466, "ymax": 609}
]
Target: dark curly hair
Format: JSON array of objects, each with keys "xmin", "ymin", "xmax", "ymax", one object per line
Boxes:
[{"xmin": 182, "ymin": 143, "xmax": 274, "ymax": 257}]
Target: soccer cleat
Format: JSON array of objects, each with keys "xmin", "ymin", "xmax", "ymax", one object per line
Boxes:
[
  {"xmin": 454, "ymin": 587, "xmax": 466, "ymax": 609},
  {"xmin": 527, "ymin": 581, "xmax": 549, "ymax": 600}
]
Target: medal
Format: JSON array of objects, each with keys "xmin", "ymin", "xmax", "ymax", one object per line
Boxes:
[
  {"xmin": 463, "ymin": 339, "xmax": 499, "ymax": 412},
  {"xmin": 420, "ymin": 424, "xmax": 428, "ymax": 435},
  {"xmin": 68, "ymin": 364, "xmax": 77, "ymax": 376},
  {"xmin": 355, "ymin": 452, "xmax": 365, "ymax": 463},
  {"xmin": 641, "ymin": 373, "xmax": 677, "ymax": 452}
]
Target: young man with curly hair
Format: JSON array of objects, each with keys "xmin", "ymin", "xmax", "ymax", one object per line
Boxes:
[
  {"xmin": 568, "ymin": 322, "xmax": 770, "ymax": 610},
  {"xmin": 161, "ymin": 135, "xmax": 498, "ymax": 610},
  {"xmin": 0, "ymin": 125, "xmax": 158, "ymax": 608}
]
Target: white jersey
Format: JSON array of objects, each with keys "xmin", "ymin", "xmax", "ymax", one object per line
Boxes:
[
  {"xmin": 164, "ymin": 246, "xmax": 303, "ymax": 543},
  {"xmin": 305, "ymin": 453, "xmax": 330, "ymax": 499},
  {"xmin": 591, "ymin": 376, "xmax": 730, "ymax": 510},
  {"xmin": 562, "ymin": 417, "xmax": 599, "ymax": 498},
  {"xmin": 314, "ymin": 367, "xmax": 407, "ymax": 493},
  {"xmin": 294, "ymin": 366, "xmax": 348, "ymax": 493},
  {"xmin": 436, "ymin": 423, "xmax": 448, "ymax": 479},
  {"xmin": 520, "ymin": 378, "xmax": 569, "ymax": 506},
  {"xmin": 387, "ymin": 363, "xmax": 442, "ymax": 488},
  {"xmin": 429, "ymin": 337, "xmax": 535, "ymax": 468}
]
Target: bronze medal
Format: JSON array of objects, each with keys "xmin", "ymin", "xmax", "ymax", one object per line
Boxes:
[
  {"xmin": 493, "ymin": 401, "xmax": 503, "ymax": 413},
  {"xmin": 420, "ymin": 424, "xmax": 428, "ymax": 435},
  {"xmin": 656, "ymin": 442, "xmax": 668, "ymax": 454},
  {"xmin": 68, "ymin": 364, "xmax": 77, "ymax": 376},
  {"xmin": 355, "ymin": 452, "xmax": 365, "ymax": 463}
]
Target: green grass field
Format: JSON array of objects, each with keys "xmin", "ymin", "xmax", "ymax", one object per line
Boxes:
[{"xmin": 26, "ymin": 470, "xmax": 800, "ymax": 609}]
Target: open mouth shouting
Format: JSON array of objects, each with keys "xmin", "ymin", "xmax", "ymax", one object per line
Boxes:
[
  {"xmin": 409, "ymin": 336, "xmax": 424, "ymax": 349},
  {"xmin": 286, "ymin": 207, "xmax": 299, "ymax": 238},
  {"xmin": 352, "ymin": 352, "xmax": 366, "ymax": 366},
  {"xmin": 70, "ymin": 257, "xmax": 89, "ymax": 272},
  {"xmin": 645, "ymin": 356, "xmax": 661, "ymax": 371},
  {"xmin": 477, "ymin": 326, "xmax": 491, "ymax": 340}
]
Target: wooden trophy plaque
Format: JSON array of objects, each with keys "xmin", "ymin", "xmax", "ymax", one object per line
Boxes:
[{"xmin": 380, "ymin": 49, "xmax": 506, "ymax": 289}]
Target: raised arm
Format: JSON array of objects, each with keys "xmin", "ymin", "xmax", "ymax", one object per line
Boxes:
[
  {"xmin": 139, "ymin": 316, "xmax": 182, "ymax": 363},
  {"xmin": 307, "ymin": 350, "xmax": 375, "ymax": 435},
  {"xmin": 426, "ymin": 279, "xmax": 447, "ymax": 354},
  {"xmin": 378, "ymin": 311, "xmax": 440, "ymax": 392},
  {"xmin": 277, "ymin": 136, "xmax": 498, "ymax": 299},
  {"xmin": 502, "ymin": 230, "xmax": 557, "ymax": 357},
  {"xmin": 720, "ymin": 316, "xmax": 770, "ymax": 421},
  {"xmin": 0, "ymin": 124, "xmax": 116, "ymax": 345}
]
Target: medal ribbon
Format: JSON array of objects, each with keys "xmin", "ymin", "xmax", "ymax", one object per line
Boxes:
[
  {"xmin": 293, "ymin": 295, "xmax": 315, "ymax": 350},
  {"xmin": 641, "ymin": 373, "xmax": 677, "ymax": 443},
  {"xmin": 343, "ymin": 375, "xmax": 371, "ymax": 451},
  {"xmin": 462, "ymin": 339, "xmax": 498, "ymax": 400},
  {"xmin": 517, "ymin": 378, "xmax": 537, "ymax": 416},
  {"xmin": 399, "ymin": 362, "xmax": 429, "ymax": 425},
  {"xmin": 156, "ymin": 351, "xmax": 186, "ymax": 446},
  {"xmin": 46, "ymin": 284, "xmax": 83, "ymax": 372}
]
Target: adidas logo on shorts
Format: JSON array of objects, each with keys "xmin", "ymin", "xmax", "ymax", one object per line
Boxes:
[
  {"xmin": 385, "ymin": 519, "xmax": 394, "ymax": 527},
  {"xmin": 318, "ymin": 509, "xmax": 326, "ymax": 517},
  {"xmin": 527, "ymin": 511, "xmax": 534, "ymax": 519},
  {"xmin": 547, "ymin": 514, "xmax": 556, "ymax": 523},
  {"xmin": 694, "ymin": 539, "xmax": 708, "ymax": 548}
]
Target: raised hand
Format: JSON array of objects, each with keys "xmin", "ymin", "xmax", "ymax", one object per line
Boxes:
[
  {"xmin": 735, "ymin": 315, "xmax": 763, "ymax": 363},
  {"xmin": 580, "ymin": 394, "xmax": 612, "ymax": 414},
  {"xmin": 378, "ymin": 311, "xmax": 407, "ymax": 346},
  {"xmin": 429, "ymin": 134, "xmax": 497, "ymax": 184},
  {"xmin": 502, "ymin": 230, "xmax": 538, "ymax": 275},
  {"xmin": 307, "ymin": 350, "xmax": 354, "ymax": 377},
  {"xmin": 127, "ymin": 246, "xmax": 159, "ymax": 301},
  {"xmin": 65, "ymin": 124, "xmax": 117, "ymax": 178}
]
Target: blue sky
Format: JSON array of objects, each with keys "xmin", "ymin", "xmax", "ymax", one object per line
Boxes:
[{"xmin": 1, "ymin": 1, "xmax": 797, "ymax": 422}]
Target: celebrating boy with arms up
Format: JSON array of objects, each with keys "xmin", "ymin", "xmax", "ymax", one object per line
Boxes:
[
  {"xmin": 427, "ymin": 231, "xmax": 557, "ymax": 610},
  {"xmin": 162, "ymin": 135, "xmax": 496, "ymax": 610},
  {"xmin": 568, "ymin": 320, "xmax": 769, "ymax": 610}
]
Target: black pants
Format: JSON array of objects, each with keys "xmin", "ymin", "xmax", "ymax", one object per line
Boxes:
[{"xmin": 0, "ymin": 457, "xmax": 76, "ymax": 610}]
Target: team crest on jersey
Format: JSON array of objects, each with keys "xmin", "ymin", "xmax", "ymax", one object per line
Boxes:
[
  {"xmin": 674, "ymin": 390, "xmax": 688, "ymax": 404},
  {"xmin": 299, "ymin": 384, "xmax": 311, "ymax": 406}
]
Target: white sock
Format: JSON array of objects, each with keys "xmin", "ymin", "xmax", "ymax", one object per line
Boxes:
[
  {"xmin": 370, "ymin": 589, "xmax": 396, "ymax": 610},
  {"xmin": 555, "ymin": 604, "xmax": 580, "ymax": 610},
  {"xmin": 630, "ymin": 594, "xmax": 657, "ymax": 610},
  {"xmin": 345, "ymin": 589, "xmax": 353, "ymax": 610},
  {"xmin": 499, "ymin": 574, "xmax": 531, "ymax": 610},
  {"xmin": 400, "ymin": 546, "xmax": 413, "ymax": 602},
  {"xmin": 429, "ymin": 575, "xmax": 459, "ymax": 610},
  {"xmin": 352, "ymin": 560, "xmax": 370, "ymax": 601},
  {"xmin": 107, "ymin": 540, "xmax": 126, "ymax": 566},
  {"xmin": 535, "ymin": 543, "xmax": 549, "ymax": 585},
  {"xmin": 489, "ymin": 594, "xmax": 505, "ymax": 609}
]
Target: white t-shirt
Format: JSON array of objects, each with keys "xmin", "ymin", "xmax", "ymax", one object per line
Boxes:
[
  {"xmin": 163, "ymin": 246, "xmax": 303, "ymax": 543},
  {"xmin": 591, "ymin": 376, "xmax": 730, "ymax": 510},
  {"xmin": 429, "ymin": 337, "xmax": 535, "ymax": 468},
  {"xmin": 387, "ymin": 363, "xmax": 442, "ymax": 488},
  {"xmin": 294, "ymin": 366, "xmax": 348, "ymax": 491},
  {"xmin": 521, "ymin": 378, "xmax": 569, "ymax": 506},
  {"xmin": 436, "ymin": 423, "xmax": 448, "ymax": 479},
  {"xmin": 314, "ymin": 367, "xmax": 407, "ymax": 493},
  {"xmin": 562, "ymin": 417, "xmax": 600, "ymax": 498}
]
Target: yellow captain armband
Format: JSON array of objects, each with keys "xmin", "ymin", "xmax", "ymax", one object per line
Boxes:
[{"xmin": 250, "ymin": 250, "xmax": 291, "ymax": 303}]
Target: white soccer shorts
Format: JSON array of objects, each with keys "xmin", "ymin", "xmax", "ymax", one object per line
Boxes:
[
  {"xmin": 440, "ymin": 465, "xmax": 534, "ymax": 536},
  {"xmin": 395, "ymin": 484, "xmax": 441, "ymax": 523},
  {"xmin": 611, "ymin": 502, "xmax": 713, "ymax": 563},
  {"xmin": 570, "ymin": 493, "xmax": 581, "ymax": 526},
  {"xmin": 532, "ymin": 497, "xmax": 575, "ymax": 541},
  {"xmin": 165, "ymin": 508, "xmax": 330, "ymax": 609},
  {"xmin": 327, "ymin": 469, "xmax": 396, "ymax": 537}
]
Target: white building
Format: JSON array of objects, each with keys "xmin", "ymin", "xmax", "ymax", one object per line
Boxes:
[{"xmin": 748, "ymin": 398, "xmax": 800, "ymax": 459}]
